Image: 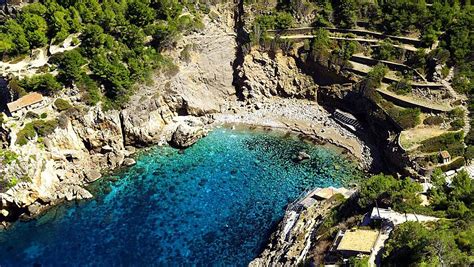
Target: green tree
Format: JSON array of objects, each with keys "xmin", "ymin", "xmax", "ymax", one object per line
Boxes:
[
  {"xmin": 3, "ymin": 19, "xmax": 30, "ymax": 55},
  {"xmin": 333, "ymin": 0, "xmax": 356, "ymax": 28},
  {"xmin": 358, "ymin": 174, "xmax": 397, "ymax": 208},
  {"xmin": 19, "ymin": 74, "xmax": 62, "ymax": 95},
  {"xmin": 153, "ymin": 0, "xmax": 182, "ymax": 20},
  {"xmin": 89, "ymin": 52, "xmax": 132, "ymax": 99},
  {"xmin": 450, "ymin": 170, "xmax": 473, "ymax": 204},
  {"xmin": 310, "ymin": 28, "xmax": 331, "ymax": 62},
  {"xmin": 51, "ymin": 10, "xmax": 71, "ymax": 42},
  {"xmin": 127, "ymin": 0, "xmax": 155, "ymax": 26},
  {"xmin": 19, "ymin": 13, "xmax": 48, "ymax": 48},
  {"xmin": 53, "ymin": 49, "xmax": 87, "ymax": 85}
]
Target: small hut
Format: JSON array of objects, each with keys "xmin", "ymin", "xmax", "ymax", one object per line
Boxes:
[{"xmin": 439, "ymin": 150, "xmax": 451, "ymax": 164}]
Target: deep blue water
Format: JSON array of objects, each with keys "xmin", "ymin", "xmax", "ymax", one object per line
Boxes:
[{"xmin": 0, "ymin": 128, "xmax": 359, "ymax": 266}]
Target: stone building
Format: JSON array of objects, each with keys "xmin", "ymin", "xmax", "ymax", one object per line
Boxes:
[{"xmin": 7, "ymin": 92, "xmax": 44, "ymax": 116}]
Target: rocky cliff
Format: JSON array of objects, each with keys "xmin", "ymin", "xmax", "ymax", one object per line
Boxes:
[
  {"xmin": 250, "ymin": 196, "xmax": 342, "ymax": 266},
  {"xmin": 239, "ymin": 49, "xmax": 318, "ymax": 100},
  {"xmin": 0, "ymin": 3, "xmax": 237, "ymax": 227}
]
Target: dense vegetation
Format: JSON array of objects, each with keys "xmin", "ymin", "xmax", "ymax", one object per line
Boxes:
[
  {"xmin": 1, "ymin": 0, "xmax": 205, "ymax": 107},
  {"xmin": 358, "ymin": 171, "xmax": 473, "ymax": 265},
  {"xmin": 419, "ymin": 131, "xmax": 465, "ymax": 157}
]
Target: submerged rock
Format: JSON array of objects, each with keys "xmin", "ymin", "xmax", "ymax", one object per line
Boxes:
[{"xmin": 296, "ymin": 151, "xmax": 311, "ymax": 162}]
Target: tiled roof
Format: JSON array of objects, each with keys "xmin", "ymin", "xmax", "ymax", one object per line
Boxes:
[
  {"xmin": 7, "ymin": 92, "xmax": 44, "ymax": 113},
  {"xmin": 440, "ymin": 150, "xmax": 450, "ymax": 159}
]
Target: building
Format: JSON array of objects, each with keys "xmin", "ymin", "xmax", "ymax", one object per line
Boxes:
[
  {"xmin": 439, "ymin": 150, "xmax": 451, "ymax": 164},
  {"xmin": 333, "ymin": 228, "xmax": 380, "ymax": 257},
  {"xmin": 297, "ymin": 187, "xmax": 355, "ymax": 209},
  {"xmin": 7, "ymin": 92, "xmax": 44, "ymax": 115}
]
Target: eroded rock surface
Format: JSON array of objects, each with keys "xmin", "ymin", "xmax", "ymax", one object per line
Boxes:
[
  {"xmin": 239, "ymin": 50, "xmax": 317, "ymax": 100},
  {"xmin": 169, "ymin": 120, "xmax": 208, "ymax": 149},
  {"xmin": 250, "ymin": 198, "xmax": 338, "ymax": 267}
]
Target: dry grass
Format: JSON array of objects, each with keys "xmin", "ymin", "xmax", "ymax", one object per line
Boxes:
[{"xmin": 400, "ymin": 126, "xmax": 447, "ymax": 150}]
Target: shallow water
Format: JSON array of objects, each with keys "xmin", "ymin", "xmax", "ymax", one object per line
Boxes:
[{"xmin": 0, "ymin": 128, "xmax": 359, "ymax": 266}]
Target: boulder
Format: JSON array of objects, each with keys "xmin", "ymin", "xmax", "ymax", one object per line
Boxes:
[
  {"xmin": 123, "ymin": 158, "xmax": 136, "ymax": 167},
  {"xmin": 74, "ymin": 186, "xmax": 93, "ymax": 200},
  {"xmin": 296, "ymin": 151, "xmax": 311, "ymax": 162},
  {"xmin": 27, "ymin": 202, "xmax": 43, "ymax": 216},
  {"xmin": 169, "ymin": 123, "xmax": 207, "ymax": 149},
  {"xmin": 84, "ymin": 169, "xmax": 102, "ymax": 183},
  {"xmin": 125, "ymin": 146, "xmax": 137, "ymax": 155},
  {"xmin": 0, "ymin": 209, "xmax": 9, "ymax": 217}
]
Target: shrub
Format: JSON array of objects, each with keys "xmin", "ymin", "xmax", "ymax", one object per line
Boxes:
[
  {"xmin": 450, "ymin": 119, "xmax": 465, "ymax": 130},
  {"xmin": 423, "ymin": 115, "xmax": 444, "ymax": 125},
  {"xmin": 31, "ymin": 119, "xmax": 59, "ymax": 137},
  {"xmin": 254, "ymin": 12, "xmax": 294, "ymax": 31},
  {"xmin": 0, "ymin": 150, "xmax": 18, "ymax": 164},
  {"xmin": 25, "ymin": 111, "xmax": 39, "ymax": 119},
  {"xmin": 449, "ymin": 107, "xmax": 465, "ymax": 118},
  {"xmin": 54, "ymin": 98, "xmax": 72, "ymax": 111},
  {"xmin": 389, "ymin": 79, "xmax": 412, "ymax": 95},
  {"xmin": 387, "ymin": 107, "xmax": 421, "ymax": 129},
  {"xmin": 15, "ymin": 123, "xmax": 36, "ymax": 145},
  {"xmin": 40, "ymin": 113, "xmax": 47, "ymax": 119},
  {"xmin": 440, "ymin": 157, "xmax": 465, "ymax": 172},
  {"xmin": 77, "ymin": 73, "xmax": 101, "ymax": 106},
  {"xmin": 7, "ymin": 177, "xmax": 19, "ymax": 189},
  {"xmin": 465, "ymin": 145, "xmax": 474, "ymax": 161},
  {"xmin": 374, "ymin": 40, "xmax": 399, "ymax": 60},
  {"xmin": 15, "ymin": 119, "xmax": 59, "ymax": 145},
  {"xmin": 419, "ymin": 131, "xmax": 465, "ymax": 156},
  {"xmin": 19, "ymin": 74, "xmax": 62, "ymax": 95}
]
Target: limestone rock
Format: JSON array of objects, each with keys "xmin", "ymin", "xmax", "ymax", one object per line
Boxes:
[
  {"xmin": 120, "ymin": 97, "xmax": 168, "ymax": 146},
  {"xmin": 240, "ymin": 50, "xmax": 317, "ymax": 100},
  {"xmin": 169, "ymin": 122, "xmax": 208, "ymax": 149},
  {"xmin": 74, "ymin": 186, "xmax": 93, "ymax": 200},
  {"xmin": 296, "ymin": 151, "xmax": 311, "ymax": 162},
  {"xmin": 27, "ymin": 202, "xmax": 43, "ymax": 216},
  {"xmin": 84, "ymin": 169, "xmax": 102, "ymax": 183},
  {"xmin": 70, "ymin": 106, "xmax": 124, "ymax": 153},
  {"xmin": 123, "ymin": 158, "xmax": 136, "ymax": 167},
  {"xmin": 125, "ymin": 146, "xmax": 137, "ymax": 155}
]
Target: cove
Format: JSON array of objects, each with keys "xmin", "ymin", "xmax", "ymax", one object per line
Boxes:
[{"xmin": 0, "ymin": 128, "xmax": 360, "ymax": 266}]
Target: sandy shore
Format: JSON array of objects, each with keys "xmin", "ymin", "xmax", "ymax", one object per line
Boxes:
[{"xmin": 212, "ymin": 97, "xmax": 374, "ymax": 170}]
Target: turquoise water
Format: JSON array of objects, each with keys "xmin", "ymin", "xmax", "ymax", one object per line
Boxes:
[{"xmin": 0, "ymin": 128, "xmax": 359, "ymax": 266}]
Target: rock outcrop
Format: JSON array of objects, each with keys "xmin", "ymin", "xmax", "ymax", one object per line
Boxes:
[
  {"xmin": 239, "ymin": 50, "xmax": 318, "ymax": 100},
  {"xmin": 250, "ymin": 197, "xmax": 340, "ymax": 266},
  {"xmin": 169, "ymin": 119, "xmax": 208, "ymax": 148}
]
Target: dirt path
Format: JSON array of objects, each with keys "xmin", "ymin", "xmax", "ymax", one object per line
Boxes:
[{"xmin": 1, "ymin": 33, "xmax": 80, "ymax": 78}]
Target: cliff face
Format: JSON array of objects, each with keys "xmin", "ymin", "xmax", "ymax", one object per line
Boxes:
[
  {"xmin": 239, "ymin": 49, "xmax": 318, "ymax": 100},
  {"xmin": 0, "ymin": 3, "xmax": 238, "ymax": 227},
  {"xmin": 250, "ymin": 198, "xmax": 340, "ymax": 266}
]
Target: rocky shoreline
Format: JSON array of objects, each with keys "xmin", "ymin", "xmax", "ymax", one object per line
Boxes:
[
  {"xmin": 213, "ymin": 97, "xmax": 374, "ymax": 169},
  {"xmin": 0, "ymin": 1, "xmax": 378, "ymax": 235}
]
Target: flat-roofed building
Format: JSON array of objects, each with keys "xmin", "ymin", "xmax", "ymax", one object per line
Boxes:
[{"xmin": 335, "ymin": 229, "xmax": 379, "ymax": 256}]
